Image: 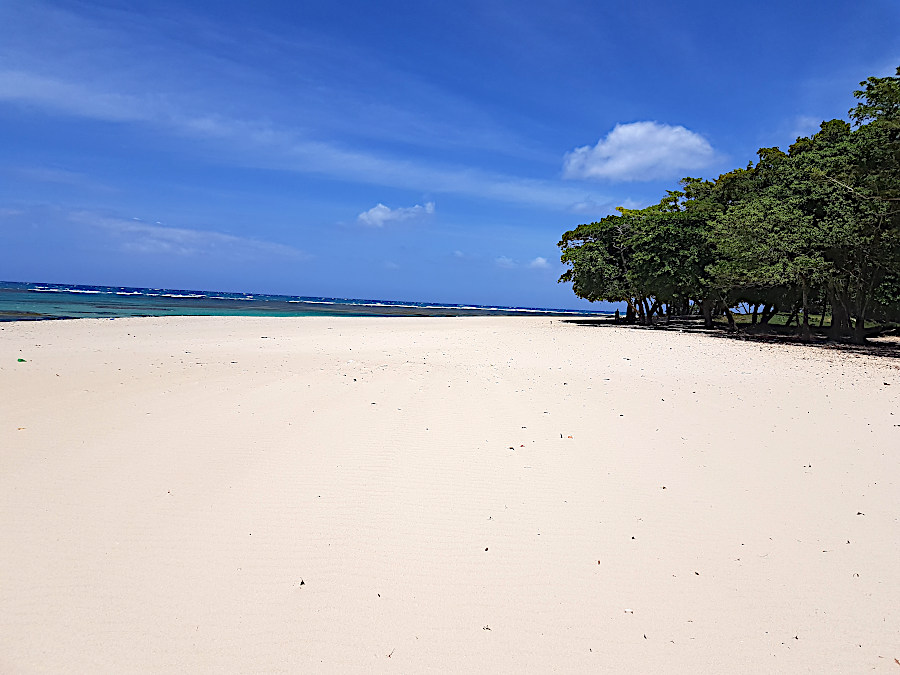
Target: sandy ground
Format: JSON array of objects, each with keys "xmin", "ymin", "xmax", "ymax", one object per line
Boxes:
[{"xmin": 1, "ymin": 316, "xmax": 898, "ymax": 673}]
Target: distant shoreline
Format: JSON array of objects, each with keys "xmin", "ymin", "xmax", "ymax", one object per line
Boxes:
[{"xmin": 0, "ymin": 280, "xmax": 610, "ymax": 321}]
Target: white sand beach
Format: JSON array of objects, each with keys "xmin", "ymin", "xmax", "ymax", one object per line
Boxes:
[{"xmin": 1, "ymin": 316, "xmax": 898, "ymax": 673}]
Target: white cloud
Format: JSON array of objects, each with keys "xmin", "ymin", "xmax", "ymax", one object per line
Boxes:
[
  {"xmin": 563, "ymin": 121, "xmax": 716, "ymax": 182},
  {"xmin": 0, "ymin": 70, "xmax": 150, "ymax": 122},
  {"xmin": 357, "ymin": 201, "xmax": 434, "ymax": 227},
  {"xmin": 8, "ymin": 165, "xmax": 114, "ymax": 192},
  {"xmin": 69, "ymin": 211, "xmax": 308, "ymax": 259},
  {"xmin": 0, "ymin": 67, "xmax": 612, "ymax": 211},
  {"xmin": 495, "ymin": 256, "xmax": 552, "ymax": 269}
]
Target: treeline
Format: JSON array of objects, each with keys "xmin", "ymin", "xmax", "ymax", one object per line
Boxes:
[{"xmin": 558, "ymin": 68, "xmax": 900, "ymax": 343}]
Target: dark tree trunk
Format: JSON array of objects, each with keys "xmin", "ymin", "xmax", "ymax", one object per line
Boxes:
[
  {"xmin": 851, "ymin": 270, "xmax": 882, "ymax": 345},
  {"xmin": 724, "ymin": 305, "xmax": 737, "ymax": 331},
  {"xmin": 852, "ymin": 315, "xmax": 867, "ymax": 344},
  {"xmin": 784, "ymin": 300, "xmax": 801, "ymax": 328},
  {"xmin": 852, "ymin": 289, "xmax": 871, "ymax": 345},
  {"xmin": 760, "ymin": 304, "xmax": 777, "ymax": 325},
  {"xmin": 828, "ymin": 287, "xmax": 852, "ymax": 340},
  {"xmin": 625, "ymin": 301, "xmax": 636, "ymax": 324},
  {"xmin": 751, "ymin": 303, "xmax": 759, "ymax": 325},
  {"xmin": 701, "ymin": 297, "xmax": 714, "ymax": 328},
  {"xmin": 799, "ymin": 276, "xmax": 812, "ymax": 342},
  {"xmin": 643, "ymin": 298, "xmax": 658, "ymax": 326}
]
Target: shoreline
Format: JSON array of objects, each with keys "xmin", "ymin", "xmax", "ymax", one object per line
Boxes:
[
  {"xmin": 0, "ymin": 281, "xmax": 610, "ymax": 321},
  {"xmin": 2, "ymin": 316, "xmax": 898, "ymax": 672}
]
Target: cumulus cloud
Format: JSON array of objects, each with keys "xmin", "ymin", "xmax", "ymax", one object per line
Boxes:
[
  {"xmin": 563, "ymin": 121, "xmax": 716, "ymax": 182},
  {"xmin": 495, "ymin": 256, "xmax": 516, "ymax": 269},
  {"xmin": 357, "ymin": 201, "xmax": 435, "ymax": 227},
  {"xmin": 529, "ymin": 256, "xmax": 550, "ymax": 269}
]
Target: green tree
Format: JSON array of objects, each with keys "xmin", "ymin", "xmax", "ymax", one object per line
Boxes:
[
  {"xmin": 558, "ymin": 209, "xmax": 639, "ymax": 322},
  {"xmin": 559, "ymin": 179, "xmax": 720, "ymax": 325},
  {"xmin": 790, "ymin": 67, "xmax": 900, "ymax": 342},
  {"xmin": 712, "ymin": 147, "xmax": 831, "ymax": 340}
]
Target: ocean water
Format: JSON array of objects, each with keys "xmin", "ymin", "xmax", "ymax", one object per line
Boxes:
[{"xmin": 0, "ymin": 281, "xmax": 609, "ymax": 321}]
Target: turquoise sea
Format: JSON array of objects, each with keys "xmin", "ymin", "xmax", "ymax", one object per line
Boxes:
[{"xmin": 0, "ymin": 281, "xmax": 609, "ymax": 321}]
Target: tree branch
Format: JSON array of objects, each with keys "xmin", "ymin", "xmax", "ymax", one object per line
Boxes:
[{"xmin": 820, "ymin": 174, "xmax": 900, "ymax": 202}]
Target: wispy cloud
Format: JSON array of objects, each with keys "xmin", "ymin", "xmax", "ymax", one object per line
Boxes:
[
  {"xmin": 495, "ymin": 255, "xmax": 553, "ymax": 270},
  {"xmin": 0, "ymin": 66, "xmax": 610, "ymax": 211},
  {"xmin": 0, "ymin": 0, "xmax": 609, "ymax": 213},
  {"xmin": 69, "ymin": 211, "xmax": 308, "ymax": 259},
  {"xmin": 563, "ymin": 121, "xmax": 716, "ymax": 182},
  {"xmin": 0, "ymin": 70, "xmax": 150, "ymax": 123},
  {"xmin": 569, "ymin": 198, "xmax": 609, "ymax": 215},
  {"xmin": 358, "ymin": 201, "xmax": 435, "ymax": 227},
  {"xmin": 788, "ymin": 115, "xmax": 823, "ymax": 142},
  {"xmin": 6, "ymin": 164, "xmax": 115, "ymax": 192}
]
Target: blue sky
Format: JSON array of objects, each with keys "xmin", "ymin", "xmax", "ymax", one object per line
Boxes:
[{"xmin": 1, "ymin": 0, "xmax": 899, "ymax": 309}]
